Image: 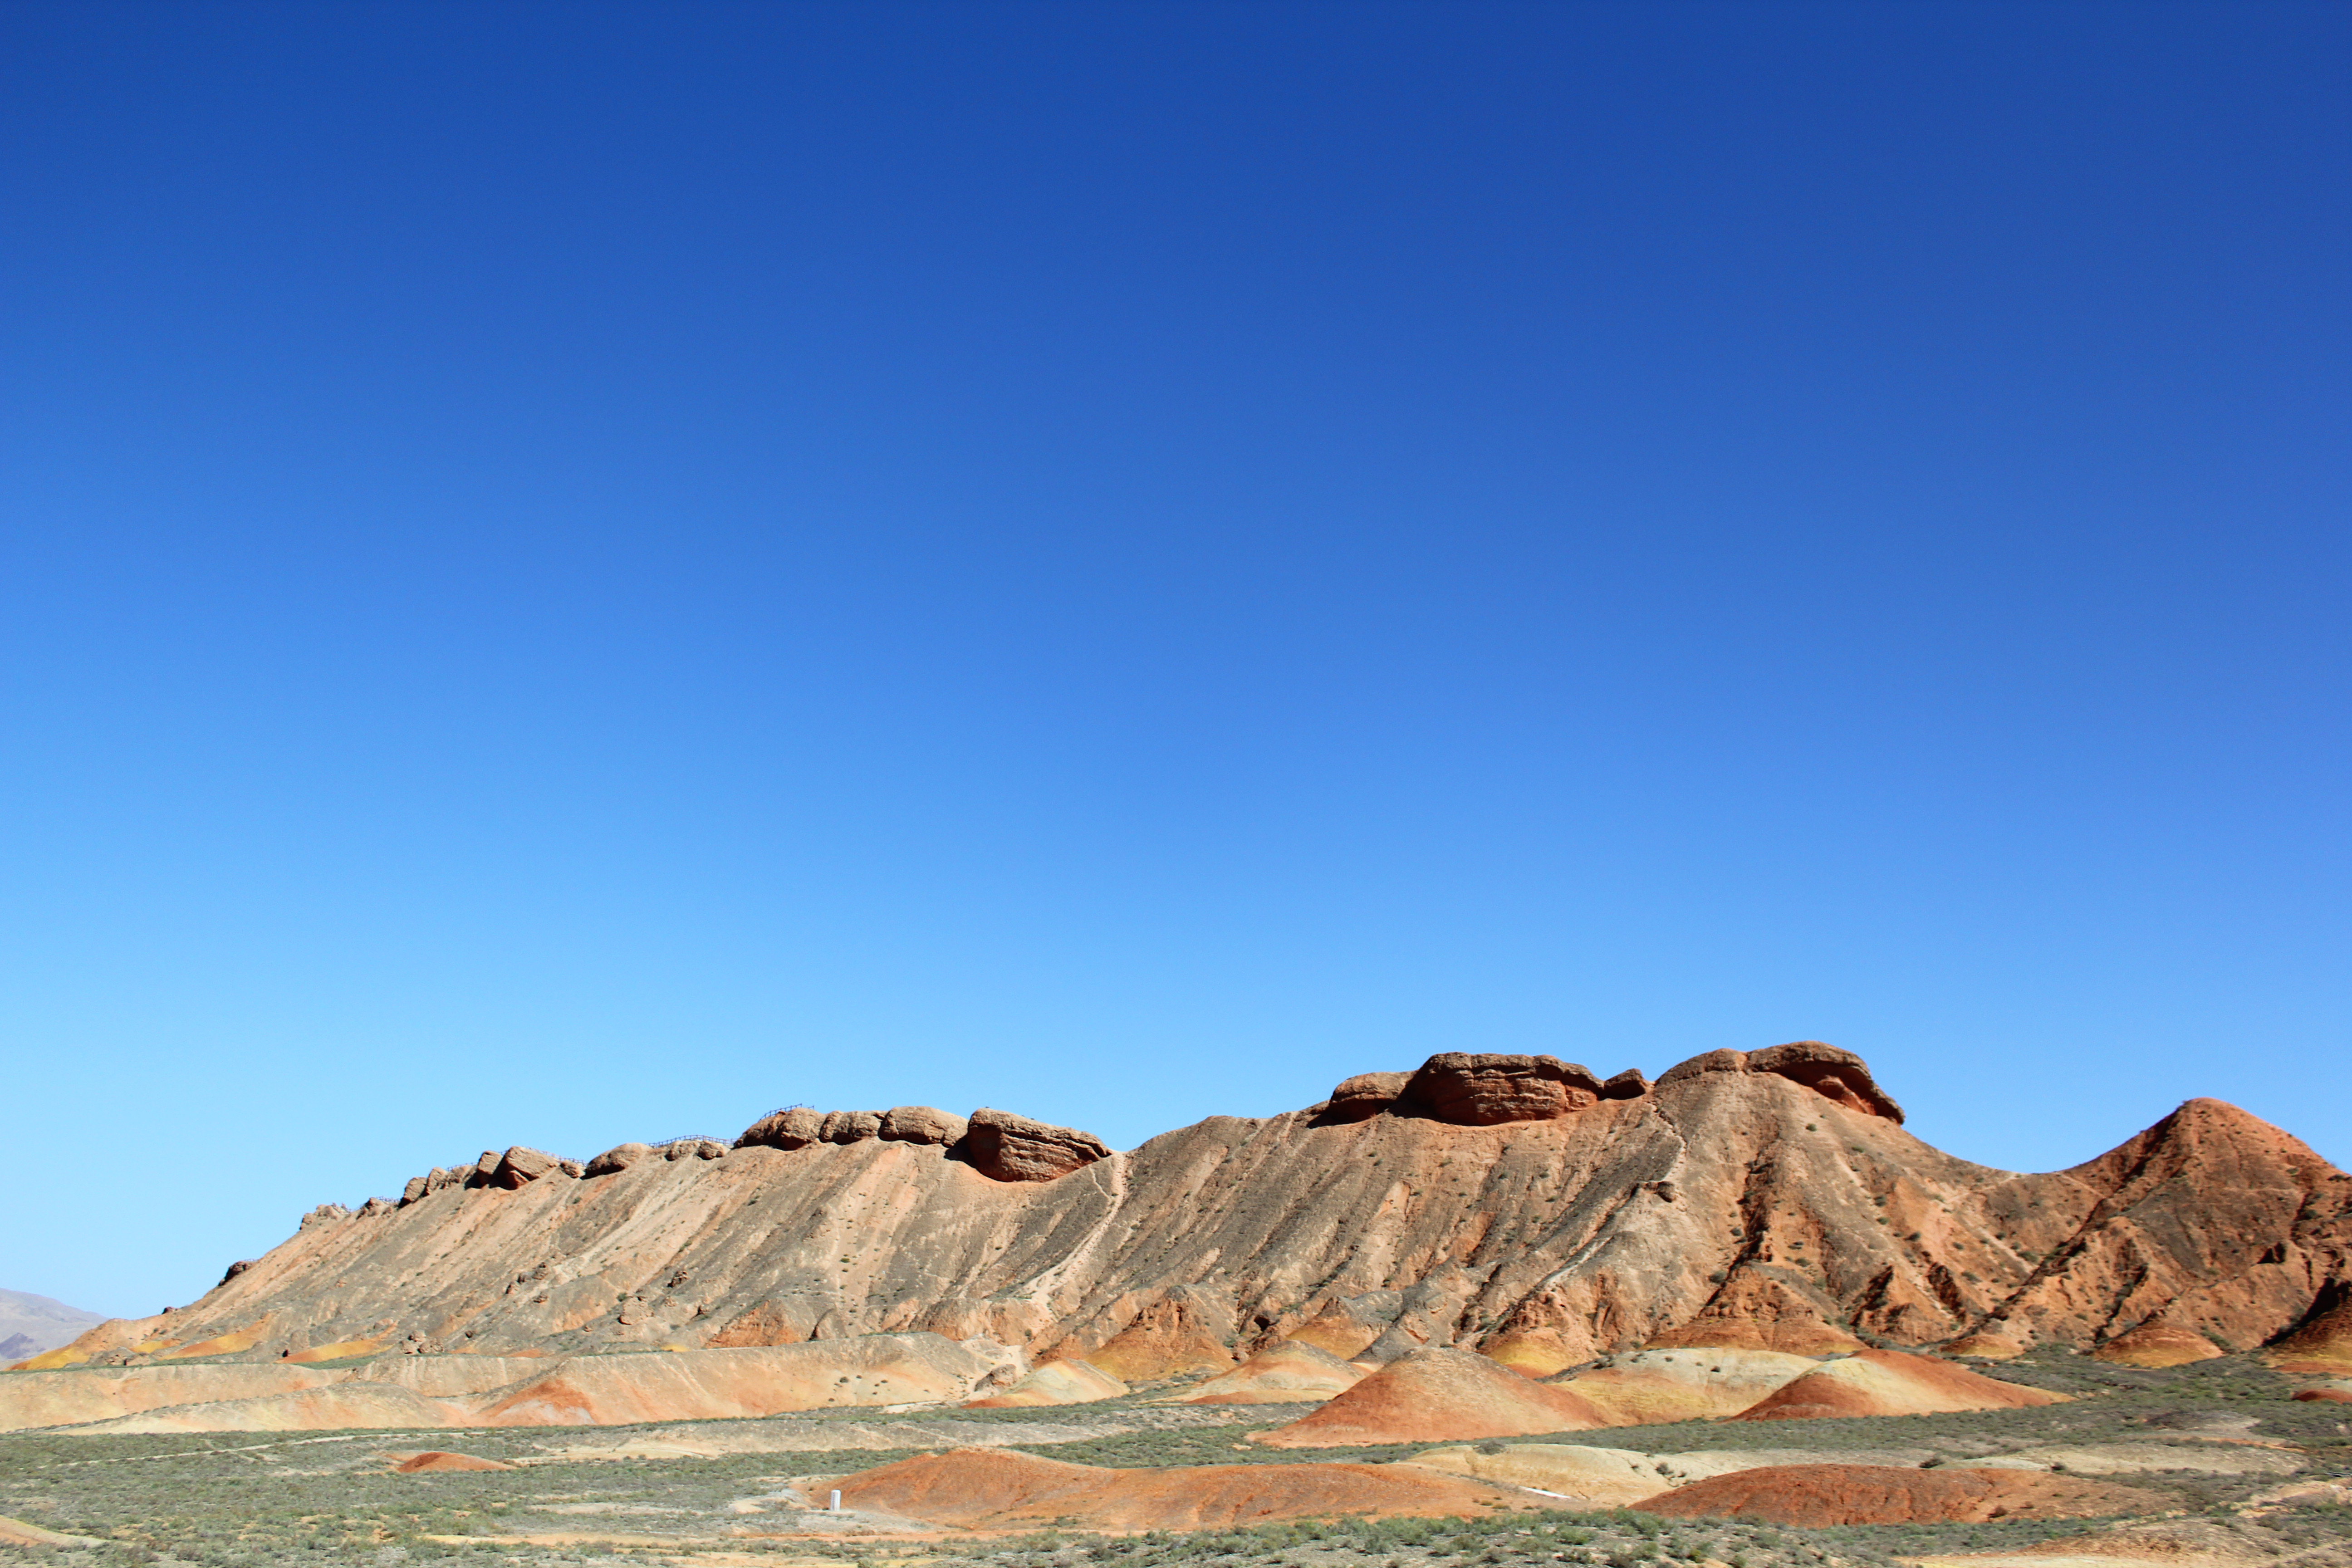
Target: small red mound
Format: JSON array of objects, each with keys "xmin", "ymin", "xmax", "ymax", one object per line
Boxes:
[
  {"xmin": 1251, "ymin": 1346, "xmax": 1607, "ymax": 1448},
  {"xmin": 392, "ymin": 1451, "xmax": 514, "ymax": 1473},
  {"xmin": 2292, "ymin": 1387, "xmax": 2352, "ymax": 1403},
  {"xmin": 1731, "ymin": 1348, "xmax": 2062, "ymax": 1421},
  {"xmin": 831, "ymin": 1446, "xmax": 1518, "ymax": 1530},
  {"xmin": 1641, "ymin": 1464, "xmax": 2167, "ymax": 1525}
]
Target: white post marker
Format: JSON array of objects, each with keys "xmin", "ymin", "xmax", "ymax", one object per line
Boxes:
[{"xmin": 830, "ymin": 1490, "xmax": 842, "ymax": 1512}]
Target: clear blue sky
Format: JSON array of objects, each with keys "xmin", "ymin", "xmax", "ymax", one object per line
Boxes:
[{"xmin": 3, "ymin": 2, "xmax": 2345, "ymax": 1319}]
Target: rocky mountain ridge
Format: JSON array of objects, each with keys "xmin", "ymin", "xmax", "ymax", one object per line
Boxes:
[{"xmin": 27, "ymin": 1042, "xmax": 2352, "ymax": 1385}]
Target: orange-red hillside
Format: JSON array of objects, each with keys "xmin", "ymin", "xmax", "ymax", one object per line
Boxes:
[
  {"xmin": 1730, "ymin": 1348, "xmax": 2063, "ymax": 1421},
  {"xmin": 1251, "ymin": 1346, "xmax": 1607, "ymax": 1447},
  {"xmin": 831, "ymin": 1448, "xmax": 1524, "ymax": 1531}
]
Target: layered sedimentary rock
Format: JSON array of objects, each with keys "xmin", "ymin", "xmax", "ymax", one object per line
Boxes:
[
  {"xmin": 25, "ymin": 1044, "xmax": 2352, "ymax": 1394},
  {"xmin": 962, "ymin": 1108, "xmax": 1112, "ymax": 1182},
  {"xmin": 0, "ymin": 1334, "xmax": 994, "ymax": 1434},
  {"xmin": 1398, "ymin": 1054, "xmax": 1607, "ymax": 1125}
]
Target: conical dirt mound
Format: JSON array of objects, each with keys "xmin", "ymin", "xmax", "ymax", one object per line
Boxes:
[
  {"xmin": 1250, "ymin": 1346, "xmax": 1607, "ymax": 1447},
  {"xmin": 1729, "ymin": 1348, "xmax": 2062, "ymax": 1421}
]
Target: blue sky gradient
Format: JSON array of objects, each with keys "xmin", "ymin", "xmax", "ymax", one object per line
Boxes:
[{"xmin": 2, "ymin": 1, "xmax": 2346, "ymax": 1317}]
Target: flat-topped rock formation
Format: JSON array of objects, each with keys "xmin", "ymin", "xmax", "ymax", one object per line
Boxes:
[{"xmin": 21, "ymin": 1043, "xmax": 2352, "ymax": 1407}]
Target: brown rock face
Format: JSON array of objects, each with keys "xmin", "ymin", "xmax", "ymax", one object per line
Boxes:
[
  {"xmin": 1600, "ymin": 1069, "xmax": 1651, "ymax": 1100},
  {"xmin": 820, "ymin": 1110, "xmax": 882, "ymax": 1145},
  {"xmin": 1640, "ymin": 1463, "xmax": 2166, "ymax": 1525},
  {"xmin": 1746, "ymin": 1043, "xmax": 1905, "ymax": 1122},
  {"xmin": 1974, "ymin": 1097, "xmax": 2352, "ymax": 1354},
  {"xmin": 1657, "ymin": 1049, "xmax": 1749, "ymax": 1084},
  {"xmin": 1320, "ymin": 1073, "xmax": 1411, "ymax": 1123},
  {"xmin": 963, "ymin": 1107, "xmax": 1111, "ymax": 1182},
  {"xmin": 490, "ymin": 1147, "xmax": 563, "ymax": 1189},
  {"xmin": 880, "ymin": 1106, "xmax": 967, "ymax": 1146},
  {"xmin": 734, "ymin": 1107, "xmax": 821, "ymax": 1151},
  {"xmin": 1401, "ymin": 1054, "xmax": 1605, "ymax": 1125},
  {"xmin": 583, "ymin": 1142, "xmax": 653, "ymax": 1176}
]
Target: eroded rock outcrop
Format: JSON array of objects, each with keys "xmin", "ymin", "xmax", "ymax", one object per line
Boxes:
[
  {"xmin": 735, "ymin": 1108, "xmax": 820, "ymax": 1151},
  {"xmin": 1401, "ymin": 1054, "xmax": 1606, "ymax": 1125},
  {"xmin": 881, "ymin": 1105, "xmax": 967, "ymax": 1145},
  {"xmin": 1318, "ymin": 1072, "xmax": 1411, "ymax": 1123},
  {"xmin": 963, "ymin": 1107, "xmax": 1111, "ymax": 1182},
  {"xmin": 819, "ymin": 1110, "xmax": 882, "ymax": 1144},
  {"xmin": 1746, "ymin": 1042, "xmax": 1904, "ymax": 1122},
  {"xmin": 490, "ymin": 1147, "xmax": 566, "ymax": 1189},
  {"xmin": 583, "ymin": 1142, "xmax": 654, "ymax": 1176},
  {"xmin": 1601, "ymin": 1068, "xmax": 1651, "ymax": 1100}
]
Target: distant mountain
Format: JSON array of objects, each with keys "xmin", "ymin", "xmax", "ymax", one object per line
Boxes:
[{"xmin": 0, "ymin": 1289, "xmax": 108, "ymax": 1358}]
